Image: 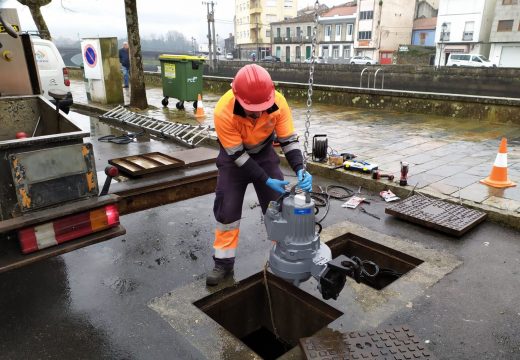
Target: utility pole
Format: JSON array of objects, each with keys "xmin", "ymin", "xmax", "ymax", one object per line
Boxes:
[
  {"xmin": 203, "ymin": 1, "xmax": 213, "ymax": 70},
  {"xmin": 211, "ymin": 1, "xmax": 217, "ymax": 67}
]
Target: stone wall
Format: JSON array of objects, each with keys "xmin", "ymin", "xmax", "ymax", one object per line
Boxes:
[
  {"xmin": 204, "ymin": 76, "xmax": 520, "ymax": 124},
  {"xmin": 204, "ymin": 62, "xmax": 520, "ymax": 98}
]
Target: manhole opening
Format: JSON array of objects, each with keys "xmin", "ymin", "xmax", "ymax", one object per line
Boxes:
[
  {"xmin": 328, "ymin": 233, "xmax": 424, "ymax": 290},
  {"xmin": 194, "ymin": 272, "xmax": 343, "ymax": 359}
]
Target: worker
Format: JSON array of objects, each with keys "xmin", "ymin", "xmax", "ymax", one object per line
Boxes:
[{"xmin": 207, "ymin": 64, "xmax": 312, "ymax": 286}]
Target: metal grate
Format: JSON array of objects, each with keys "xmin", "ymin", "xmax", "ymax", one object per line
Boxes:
[
  {"xmin": 99, "ymin": 105, "xmax": 211, "ymax": 148},
  {"xmin": 385, "ymin": 194, "xmax": 487, "ymax": 237},
  {"xmin": 300, "ymin": 325, "xmax": 436, "ymax": 360}
]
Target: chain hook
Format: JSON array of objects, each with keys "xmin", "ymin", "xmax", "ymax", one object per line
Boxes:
[{"xmin": 303, "ymin": 0, "xmax": 319, "ymax": 173}]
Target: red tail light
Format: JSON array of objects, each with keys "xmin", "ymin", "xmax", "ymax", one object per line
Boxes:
[
  {"xmin": 18, "ymin": 204, "xmax": 120, "ymax": 254},
  {"xmin": 63, "ymin": 67, "xmax": 70, "ymax": 87}
]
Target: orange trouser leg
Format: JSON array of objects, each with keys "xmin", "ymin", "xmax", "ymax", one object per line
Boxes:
[{"xmin": 213, "ymin": 220, "xmax": 240, "ymax": 259}]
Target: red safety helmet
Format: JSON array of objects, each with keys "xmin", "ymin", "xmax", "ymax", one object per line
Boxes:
[{"xmin": 232, "ymin": 64, "xmax": 275, "ymax": 112}]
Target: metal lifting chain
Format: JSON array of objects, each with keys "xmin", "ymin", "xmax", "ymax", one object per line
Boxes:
[{"xmin": 303, "ymin": 0, "xmax": 319, "ymax": 172}]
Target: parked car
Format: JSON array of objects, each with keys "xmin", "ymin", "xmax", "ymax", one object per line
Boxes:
[
  {"xmin": 225, "ymin": 53, "xmax": 233, "ymax": 60},
  {"xmin": 31, "ymin": 37, "xmax": 73, "ymax": 113},
  {"xmin": 350, "ymin": 56, "xmax": 378, "ymax": 65},
  {"xmin": 304, "ymin": 56, "xmax": 325, "ymax": 64},
  {"xmin": 261, "ymin": 56, "xmax": 281, "ymax": 62},
  {"xmin": 446, "ymin": 54, "xmax": 496, "ymax": 68}
]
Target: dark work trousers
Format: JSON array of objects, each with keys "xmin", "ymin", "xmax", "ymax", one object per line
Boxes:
[{"xmin": 212, "ymin": 145, "xmax": 283, "ymax": 268}]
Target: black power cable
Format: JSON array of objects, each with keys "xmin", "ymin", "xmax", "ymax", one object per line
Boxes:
[
  {"xmin": 312, "ymin": 135, "xmax": 328, "ymax": 162},
  {"xmin": 98, "ymin": 129, "xmax": 145, "ymax": 144}
]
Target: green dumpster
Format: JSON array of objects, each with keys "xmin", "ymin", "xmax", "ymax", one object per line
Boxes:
[{"xmin": 159, "ymin": 54, "xmax": 205, "ymax": 110}]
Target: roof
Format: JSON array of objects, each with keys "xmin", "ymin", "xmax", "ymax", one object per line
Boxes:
[
  {"xmin": 413, "ymin": 17, "xmax": 437, "ymax": 30},
  {"xmin": 321, "ymin": 3, "xmax": 357, "ymax": 17},
  {"xmin": 271, "ymin": 12, "xmax": 321, "ymax": 25}
]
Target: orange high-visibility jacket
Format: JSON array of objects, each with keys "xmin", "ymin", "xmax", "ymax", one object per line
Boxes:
[{"xmin": 214, "ymin": 89, "xmax": 303, "ymax": 182}]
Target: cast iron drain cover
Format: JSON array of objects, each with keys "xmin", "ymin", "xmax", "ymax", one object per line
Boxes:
[
  {"xmin": 300, "ymin": 326, "xmax": 436, "ymax": 360},
  {"xmin": 385, "ymin": 194, "xmax": 487, "ymax": 237}
]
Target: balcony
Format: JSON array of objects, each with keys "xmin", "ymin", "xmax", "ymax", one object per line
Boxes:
[
  {"xmin": 440, "ymin": 32, "xmax": 450, "ymax": 42},
  {"xmin": 250, "ymin": 7, "xmax": 261, "ymax": 14},
  {"xmin": 291, "ymin": 36, "xmax": 312, "ymax": 43},
  {"xmin": 462, "ymin": 31, "xmax": 473, "ymax": 41}
]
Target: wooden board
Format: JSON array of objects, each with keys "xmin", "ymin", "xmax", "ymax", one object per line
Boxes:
[
  {"xmin": 108, "ymin": 152, "xmax": 185, "ymax": 176},
  {"xmin": 168, "ymin": 147, "xmax": 218, "ymax": 167}
]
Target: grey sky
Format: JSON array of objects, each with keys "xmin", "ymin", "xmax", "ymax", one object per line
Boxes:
[{"xmin": 3, "ymin": 0, "xmax": 347, "ymax": 43}]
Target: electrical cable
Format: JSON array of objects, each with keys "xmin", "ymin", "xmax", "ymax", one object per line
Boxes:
[
  {"xmin": 312, "ymin": 137, "xmax": 328, "ymax": 162},
  {"xmin": 311, "ymin": 184, "xmax": 355, "ymax": 230},
  {"xmin": 98, "ymin": 129, "xmax": 145, "ymax": 144}
]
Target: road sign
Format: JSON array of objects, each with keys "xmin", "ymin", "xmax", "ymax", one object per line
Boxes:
[
  {"xmin": 84, "ymin": 45, "xmax": 97, "ymax": 68},
  {"xmin": 81, "ymin": 39, "xmax": 102, "ymax": 79}
]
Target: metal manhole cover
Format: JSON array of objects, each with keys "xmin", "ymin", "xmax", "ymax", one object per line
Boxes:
[
  {"xmin": 300, "ymin": 326, "xmax": 436, "ymax": 360},
  {"xmin": 385, "ymin": 195, "xmax": 487, "ymax": 237}
]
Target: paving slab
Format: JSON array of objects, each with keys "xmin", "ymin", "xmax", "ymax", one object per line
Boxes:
[
  {"xmin": 482, "ymin": 196, "xmax": 520, "ymax": 212},
  {"xmin": 457, "ymin": 183, "xmax": 492, "ymax": 203},
  {"xmin": 437, "ymin": 173, "xmax": 484, "ymax": 189}
]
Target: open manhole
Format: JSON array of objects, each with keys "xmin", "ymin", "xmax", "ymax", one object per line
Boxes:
[
  {"xmin": 194, "ymin": 271, "xmax": 343, "ymax": 359},
  {"xmin": 328, "ymin": 233, "xmax": 423, "ymax": 290}
]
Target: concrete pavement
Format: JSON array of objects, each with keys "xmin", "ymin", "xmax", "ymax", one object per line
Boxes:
[{"xmin": 70, "ymin": 79, "xmax": 520, "ymax": 219}]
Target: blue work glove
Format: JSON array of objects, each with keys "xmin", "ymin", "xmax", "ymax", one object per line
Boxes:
[
  {"xmin": 297, "ymin": 169, "xmax": 313, "ymax": 192},
  {"xmin": 266, "ymin": 178, "xmax": 289, "ymax": 194}
]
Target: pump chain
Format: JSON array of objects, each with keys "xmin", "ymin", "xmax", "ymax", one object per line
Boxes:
[{"xmin": 303, "ymin": 0, "xmax": 319, "ymax": 172}]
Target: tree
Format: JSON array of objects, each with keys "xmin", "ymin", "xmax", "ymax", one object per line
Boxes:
[
  {"xmin": 124, "ymin": 0, "xmax": 148, "ymax": 109},
  {"xmin": 17, "ymin": 0, "xmax": 52, "ymax": 40}
]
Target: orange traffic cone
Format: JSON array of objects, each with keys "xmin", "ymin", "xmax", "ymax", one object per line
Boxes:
[
  {"xmin": 195, "ymin": 94, "xmax": 205, "ymax": 118},
  {"xmin": 480, "ymin": 137, "xmax": 516, "ymax": 188}
]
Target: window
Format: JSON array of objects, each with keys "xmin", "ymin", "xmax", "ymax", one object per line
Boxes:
[
  {"xmin": 420, "ymin": 32, "xmax": 426, "ymax": 45},
  {"xmin": 336, "ymin": 25, "xmax": 341, "ymax": 37},
  {"xmin": 277, "ymin": 28, "xmax": 281, "ymax": 37},
  {"xmin": 440, "ymin": 23, "xmax": 450, "ymax": 41},
  {"xmin": 286, "ymin": 27, "xmax": 290, "ymax": 37},
  {"xmin": 343, "ymin": 47, "xmax": 351, "ymax": 59},
  {"xmin": 322, "ymin": 46, "xmax": 329, "ymax": 58},
  {"xmin": 325, "ymin": 25, "xmax": 332, "ymax": 36},
  {"xmin": 502, "ymin": 0, "xmax": 518, "ymax": 4},
  {"xmin": 296, "ymin": 26, "xmax": 301, "ymax": 37},
  {"xmin": 307, "ymin": 26, "xmax": 311, "ymax": 36},
  {"xmin": 347, "ymin": 24, "xmax": 353, "ymax": 36},
  {"xmin": 332, "ymin": 46, "xmax": 339, "ymax": 59},
  {"xmin": 359, "ymin": 11, "xmax": 373, "ymax": 20},
  {"xmin": 266, "ymin": 29, "xmax": 271, "ymax": 37},
  {"xmin": 497, "ymin": 20, "xmax": 514, "ymax": 31},
  {"xmin": 358, "ymin": 31, "xmax": 372, "ymax": 40},
  {"xmin": 296, "ymin": 46, "xmax": 301, "ymax": 60},
  {"xmin": 463, "ymin": 21, "xmax": 474, "ymax": 40},
  {"xmin": 284, "ymin": 0, "xmax": 292, "ymax": 8}
]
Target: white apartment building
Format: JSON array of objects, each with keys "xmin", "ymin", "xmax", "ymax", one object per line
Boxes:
[
  {"xmin": 434, "ymin": 0, "xmax": 496, "ymax": 66},
  {"xmin": 235, "ymin": 0, "xmax": 298, "ymax": 60},
  {"xmin": 271, "ymin": 14, "xmax": 317, "ymax": 63},
  {"xmin": 354, "ymin": 0, "xmax": 415, "ymax": 64},
  {"xmin": 318, "ymin": 4, "xmax": 357, "ymax": 63},
  {"xmin": 488, "ymin": 0, "xmax": 520, "ymax": 67}
]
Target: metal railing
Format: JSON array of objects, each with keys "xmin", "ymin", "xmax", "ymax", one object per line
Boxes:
[
  {"xmin": 373, "ymin": 68, "xmax": 384, "ymax": 89},
  {"xmin": 360, "ymin": 67, "xmax": 385, "ymax": 89}
]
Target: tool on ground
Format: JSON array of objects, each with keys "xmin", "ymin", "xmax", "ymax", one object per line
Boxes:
[
  {"xmin": 98, "ymin": 129, "xmax": 145, "ymax": 144},
  {"xmin": 359, "ymin": 207, "xmax": 380, "ymax": 220},
  {"xmin": 480, "ymin": 137, "xmax": 516, "ymax": 188},
  {"xmin": 99, "ymin": 105, "xmax": 210, "ymax": 148},
  {"xmin": 372, "ymin": 170, "xmax": 394, "ymax": 181},
  {"xmin": 399, "ymin": 161, "xmax": 409, "ymax": 186},
  {"xmin": 341, "ymin": 196, "xmax": 365, "ymax": 209},
  {"xmin": 312, "ymin": 134, "xmax": 328, "ymax": 162},
  {"xmin": 343, "ymin": 159, "xmax": 378, "ymax": 173},
  {"xmin": 380, "ymin": 190, "xmax": 400, "ymax": 202}
]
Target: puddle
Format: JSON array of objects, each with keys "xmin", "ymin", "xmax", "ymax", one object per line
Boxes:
[
  {"xmin": 193, "ymin": 271, "xmax": 342, "ymax": 359},
  {"xmin": 328, "ymin": 233, "xmax": 423, "ymax": 290}
]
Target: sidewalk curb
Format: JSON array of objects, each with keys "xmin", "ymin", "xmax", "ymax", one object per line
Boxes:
[
  {"xmin": 279, "ymin": 155, "xmax": 520, "ymax": 233},
  {"xmin": 75, "ymin": 101, "xmax": 520, "ymax": 232}
]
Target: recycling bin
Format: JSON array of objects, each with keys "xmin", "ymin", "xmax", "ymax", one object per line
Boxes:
[{"xmin": 159, "ymin": 54, "xmax": 205, "ymax": 110}]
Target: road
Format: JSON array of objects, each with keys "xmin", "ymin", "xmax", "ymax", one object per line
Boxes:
[{"xmin": 0, "ymin": 111, "xmax": 519, "ymax": 359}]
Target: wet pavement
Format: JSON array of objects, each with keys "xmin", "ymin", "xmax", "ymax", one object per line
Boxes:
[
  {"xmin": 0, "ymin": 110, "xmax": 519, "ymax": 359},
  {"xmin": 70, "ymin": 80, "xmax": 520, "ymax": 214}
]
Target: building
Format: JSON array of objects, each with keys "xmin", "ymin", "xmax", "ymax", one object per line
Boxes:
[
  {"xmin": 412, "ymin": 17, "xmax": 437, "ymax": 46},
  {"xmin": 488, "ymin": 0, "xmax": 520, "ymax": 67},
  {"xmin": 271, "ymin": 13, "xmax": 318, "ymax": 62},
  {"xmin": 224, "ymin": 33, "xmax": 235, "ymax": 56},
  {"xmin": 415, "ymin": 0, "xmax": 439, "ymax": 18},
  {"xmin": 234, "ymin": 0, "xmax": 298, "ymax": 60},
  {"xmin": 434, "ymin": 0, "xmax": 496, "ymax": 66},
  {"xmin": 317, "ymin": 3, "xmax": 357, "ymax": 63},
  {"xmin": 354, "ymin": 0, "xmax": 415, "ymax": 64}
]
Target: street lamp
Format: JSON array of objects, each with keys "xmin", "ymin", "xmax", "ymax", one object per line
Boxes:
[{"xmin": 438, "ymin": 22, "xmax": 447, "ymax": 68}]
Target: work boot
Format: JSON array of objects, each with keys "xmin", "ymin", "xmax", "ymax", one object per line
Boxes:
[{"xmin": 206, "ymin": 265, "xmax": 234, "ymax": 286}]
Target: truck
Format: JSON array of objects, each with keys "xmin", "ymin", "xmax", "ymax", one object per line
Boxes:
[{"xmin": 0, "ymin": 8, "xmax": 125, "ymax": 273}]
